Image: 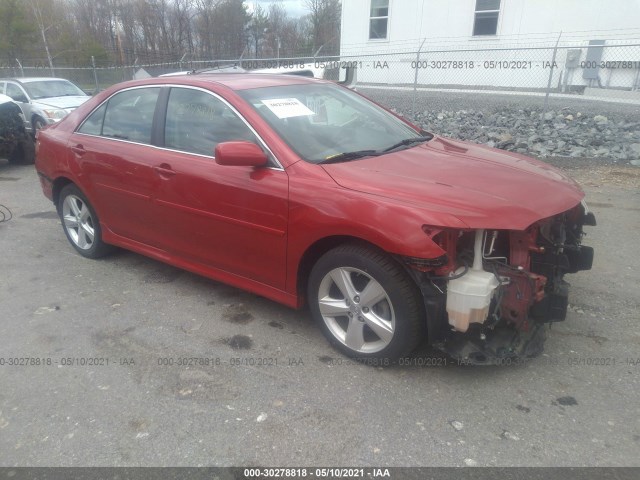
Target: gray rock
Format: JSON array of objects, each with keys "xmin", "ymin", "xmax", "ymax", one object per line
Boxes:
[
  {"xmin": 570, "ymin": 147, "xmax": 587, "ymax": 157},
  {"xmin": 410, "ymin": 106, "xmax": 637, "ymax": 160},
  {"xmin": 450, "ymin": 420, "xmax": 464, "ymax": 431}
]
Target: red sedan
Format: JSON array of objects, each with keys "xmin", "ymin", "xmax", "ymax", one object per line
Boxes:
[{"xmin": 35, "ymin": 74, "xmax": 595, "ymax": 363}]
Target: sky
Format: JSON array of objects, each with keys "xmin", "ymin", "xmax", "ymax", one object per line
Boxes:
[{"xmin": 245, "ymin": 0, "xmax": 309, "ymax": 19}]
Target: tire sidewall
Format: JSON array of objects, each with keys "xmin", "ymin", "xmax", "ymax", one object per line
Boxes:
[
  {"xmin": 308, "ymin": 246, "xmax": 422, "ymax": 360},
  {"xmin": 58, "ymin": 184, "xmax": 107, "ymax": 258},
  {"xmin": 33, "ymin": 117, "xmax": 46, "ymax": 134}
]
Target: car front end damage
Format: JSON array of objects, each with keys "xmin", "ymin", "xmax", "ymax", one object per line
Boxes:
[{"xmin": 403, "ymin": 201, "xmax": 596, "ymax": 364}]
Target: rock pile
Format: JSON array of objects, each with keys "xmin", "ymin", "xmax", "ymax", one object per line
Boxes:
[{"xmin": 410, "ymin": 108, "xmax": 640, "ymax": 161}]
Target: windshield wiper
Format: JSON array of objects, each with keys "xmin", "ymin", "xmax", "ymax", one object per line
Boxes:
[
  {"xmin": 318, "ymin": 150, "xmax": 379, "ymax": 164},
  {"xmin": 381, "ymin": 135, "xmax": 433, "ymax": 153}
]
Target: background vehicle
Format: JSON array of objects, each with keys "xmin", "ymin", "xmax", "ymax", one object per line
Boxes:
[
  {"xmin": 0, "ymin": 94, "xmax": 35, "ymax": 164},
  {"xmin": 159, "ymin": 62, "xmax": 357, "ymax": 88},
  {"xmin": 0, "ymin": 77, "xmax": 91, "ymax": 136},
  {"xmin": 34, "ymin": 74, "xmax": 594, "ymax": 363}
]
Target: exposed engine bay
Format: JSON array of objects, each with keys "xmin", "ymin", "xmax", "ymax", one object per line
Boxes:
[{"xmin": 404, "ymin": 201, "xmax": 596, "ymax": 364}]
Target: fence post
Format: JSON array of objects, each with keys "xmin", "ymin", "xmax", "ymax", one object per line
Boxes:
[
  {"xmin": 543, "ymin": 31, "xmax": 562, "ymax": 114},
  {"xmin": 91, "ymin": 56, "xmax": 99, "ymax": 93},
  {"xmin": 412, "ymin": 38, "xmax": 427, "ymax": 119}
]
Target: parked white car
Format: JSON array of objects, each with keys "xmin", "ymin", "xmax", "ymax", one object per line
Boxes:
[{"xmin": 0, "ymin": 77, "xmax": 91, "ymax": 135}]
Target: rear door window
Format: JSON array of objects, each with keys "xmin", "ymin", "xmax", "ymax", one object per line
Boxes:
[{"xmin": 78, "ymin": 87, "xmax": 160, "ymax": 144}]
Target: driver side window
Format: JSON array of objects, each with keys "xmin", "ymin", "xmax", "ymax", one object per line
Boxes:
[{"xmin": 164, "ymin": 88, "xmax": 258, "ymax": 157}]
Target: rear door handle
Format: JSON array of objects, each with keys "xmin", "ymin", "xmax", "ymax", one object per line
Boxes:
[
  {"xmin": 153, "ymin": 163, "xmax": 176, "ymax": 178},
  {"xmin": 71, "ymin": 144, "xmax": 86, "ymax": 156}
]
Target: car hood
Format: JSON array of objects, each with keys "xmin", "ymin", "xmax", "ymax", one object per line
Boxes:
[
  {"xmin": 34, "ymin": 96, "xmax": 90, "ymax": 110},
  {"xmin": 321, "ymin": 136, "xmax": 584, "ymax": 230}
]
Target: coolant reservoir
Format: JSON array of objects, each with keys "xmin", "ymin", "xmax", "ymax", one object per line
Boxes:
[
  {"xmin": 446, "ymin": 268, "xmax": 499, "ymax": 332},
  {"xmin": 446, "ymin": 229, "xmax": 499, "ymax": 332}
]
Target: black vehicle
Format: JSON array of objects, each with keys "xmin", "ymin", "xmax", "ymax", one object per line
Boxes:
[{"xmin": 0, "ymin": 95, "xmax": 35, "ymax": 165}]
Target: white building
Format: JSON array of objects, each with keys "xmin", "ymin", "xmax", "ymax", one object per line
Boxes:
[{"xmin": 340, "ymin": 0, "xmax": 640, "ymax": 90}]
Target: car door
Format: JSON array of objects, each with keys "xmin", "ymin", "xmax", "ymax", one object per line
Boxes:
[
  {"xmin": 70, "ymin": 86, "xmax": 166, "ymax": 247},
  {"xmin": 153, "ymin": 86, "xmax": 289, "ymax": 289}
]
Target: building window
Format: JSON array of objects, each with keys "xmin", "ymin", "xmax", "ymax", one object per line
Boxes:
[
  {"xmin": 473, "ymin": 0, "xmax": 500, "ymax": 36},
  {"xmin": 369, "ymin": 0, "xmax": 389, "ymax": 40}
]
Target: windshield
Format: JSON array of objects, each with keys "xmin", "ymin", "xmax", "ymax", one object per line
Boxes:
[
  {"xmin": 23, "ymin": 80, "xmax": 86, "ymax": 100},
  {"xmin": 238, "ymin": 83, "xmax": 426, "ymax": 163}
]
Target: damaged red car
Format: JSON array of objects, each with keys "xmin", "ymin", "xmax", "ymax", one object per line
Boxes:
[{"xmin": 35, "ymin": 74, "xmax": 595, "ymax": 363}]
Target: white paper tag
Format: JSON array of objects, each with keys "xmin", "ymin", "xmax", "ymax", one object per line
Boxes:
[{"xmin": 261, "ymin": 98, "xmax": 315, "ymax": 119}]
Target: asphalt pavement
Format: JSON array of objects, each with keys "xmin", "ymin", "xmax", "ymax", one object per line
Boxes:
[{"xmin": 0, "ymin": 160, "xmax": 639, "ymax": 467}]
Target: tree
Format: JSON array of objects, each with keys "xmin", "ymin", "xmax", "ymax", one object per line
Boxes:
[
  {"xmin": 304, "ymin": 0, "xmax": 340, "ymax": 55},
  {"xmin": 0, "ymin": 0, "xmax": 341, "ymax": 67},
  {"xmin": 0, "ymin": 0, "xmax": 38, "ymax": 65},
  {"xmin": 246, "ymin": 3, "xmax": 268, "ymax": 58}
]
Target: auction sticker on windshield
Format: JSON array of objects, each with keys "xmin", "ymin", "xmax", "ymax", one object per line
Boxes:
[{"xmin": 261, "ymin": 98, "xmax": 315, "ymax": 119}]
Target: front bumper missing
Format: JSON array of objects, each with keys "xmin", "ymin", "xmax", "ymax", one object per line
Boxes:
[{"xmin": 432, "ymin": 322, "xmax": 547, "ymax": 365}]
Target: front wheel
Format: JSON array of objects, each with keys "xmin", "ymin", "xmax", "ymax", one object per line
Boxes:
[
  {"xmin": 58, "ymin": 184, "xmax": 113, "ymax": 258},
  {"xmin": 33, "ymin": 117, "xmax": 46, "ymax": 137},
  {"xmin": 308, "ymin": 244, "xmax": 425, "ymax": 361}
]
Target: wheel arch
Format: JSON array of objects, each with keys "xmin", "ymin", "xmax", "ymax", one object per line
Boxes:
[
  {"xmin": 32, "ymin": 113, "xmax": 45, "ymax": 126},
  {"xmin": 52, "ymin": 176, "xmax": 75, "ymax": 208},
  {"xmin": 296, "ymin": 235, "xmax": 407, "ymax": 306}
]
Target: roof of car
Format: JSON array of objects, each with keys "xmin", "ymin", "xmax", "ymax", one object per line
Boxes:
[
  {"xmin": 0, "ymin": 77, "xmax": 75, "ymax": 83},
  {"xmin": 151, "ymin": 73, "xmax": 325, "ymax": 91}
]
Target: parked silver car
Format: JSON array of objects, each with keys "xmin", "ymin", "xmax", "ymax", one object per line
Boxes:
[{"xmin": 0, "ymin": 77, "xmax": 91, "ymax": 135}]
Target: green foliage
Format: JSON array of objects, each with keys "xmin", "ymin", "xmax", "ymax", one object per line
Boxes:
[
  {"xmin": 0, "ymin": 0, "xmax": 38, "ymax": 64},
  {"xmin": 0, "ymin": 0, "xmax": 342, "ymax": 67}
]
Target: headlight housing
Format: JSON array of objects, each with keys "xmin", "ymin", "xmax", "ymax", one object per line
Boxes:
[{"xmin": 42, "ymin": 108, "xmax": 68, "ymax": 121}]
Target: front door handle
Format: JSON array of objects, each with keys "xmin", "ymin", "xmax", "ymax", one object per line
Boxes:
[
  {"xmin": 153, "ymin": 163, "xmax": 176, "ymax": 178},
  {"xmin": 70, "ymin": 144, "xmax": 86, "ymax": 156}
]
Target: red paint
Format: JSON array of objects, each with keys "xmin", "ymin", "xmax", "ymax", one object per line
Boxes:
[{"xmin": 35, "ymin": 74, "xmax": 585, "ymax": 309}]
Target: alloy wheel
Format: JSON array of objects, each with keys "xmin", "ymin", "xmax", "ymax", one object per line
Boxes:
[
  {"xmin": 317, "ymin": 267, "xmax": 396, "ymax": 354},
  {"xmin": 62, "ymin": 195, "xmax": 95, "ymax": 250}
]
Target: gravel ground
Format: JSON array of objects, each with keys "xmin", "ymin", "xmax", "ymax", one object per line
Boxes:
[
  {"xmin": 362, "ymin": 87, "xmax": 640, "ymax": 166},
  {"xmin": 360, "ymin": 87, "xmax": 640, "ymax": 123},
  {"xmin": 0, "ymin": 157, "xmax": 639, "ymax": 467}
]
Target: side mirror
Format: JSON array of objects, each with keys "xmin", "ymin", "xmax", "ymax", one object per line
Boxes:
[{"xmin": 214, "ymin": 141, "xmax": 268, "ymax": 167}]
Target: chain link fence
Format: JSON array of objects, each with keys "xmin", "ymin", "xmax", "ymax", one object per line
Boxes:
[
  {"xmin": 3, "ymin": 42, "xmax": 640, "ymax": 98},
  {"xmin": 2, "ymin": 41, "xmax": 640, "ymax": 161}
]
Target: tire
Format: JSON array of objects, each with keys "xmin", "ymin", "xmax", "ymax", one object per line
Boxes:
[
  {"xmin": 33, "ymin": 117, "xmax": 46, "ymax": 137},
  {"xmin": 8, "ymin": 135, "xmax": 35, "ymax": 165},
  {"xmin": 308, "ymin": 243, "xmax": 425, "ymax": 361},
  {"xmin": 58, "ymin": 184, "xmax": 113, "ymax": 258}
]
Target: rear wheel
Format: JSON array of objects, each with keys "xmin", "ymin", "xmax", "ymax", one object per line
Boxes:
[
  {"xmin": 58, "ymin": 184, "xmax": 113, "ymax": 258},
  {"xmin": 308, "ymin": 243, "xmax": 425, "ymax": 361}
]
